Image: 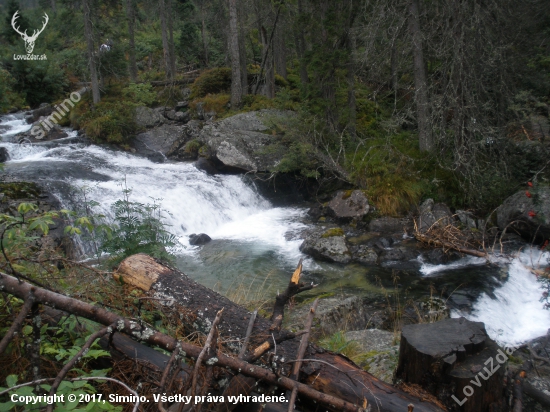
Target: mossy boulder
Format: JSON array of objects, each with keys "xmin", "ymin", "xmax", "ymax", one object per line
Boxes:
[
  {"xmin": 299, "ymin": 228, "xmax": 351, "ymax": 264},
  {"xmin": 327, "ymin": 190, "xmax": 371, "ymax": 221}
]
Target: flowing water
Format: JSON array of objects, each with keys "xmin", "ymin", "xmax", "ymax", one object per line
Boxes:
[{"xmin": 1, "ymin": 112, "xmax": 549, "ymax": 345}]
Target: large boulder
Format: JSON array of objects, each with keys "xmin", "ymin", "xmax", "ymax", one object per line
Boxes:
[
  {"xmin": 135, "ymin": 106, "xmax": 165, "ymax": 128},
  {"xmin": 189, "ymin": 233, "xmax": 211, "ymax": 246},
  {"xmin": 133, "ymin": 124, "xmax": 186, "ymax": 158},
  {"xmin": 197, "ymin": 110, "xmax": 295, "ymax": 172},
  {"xmin": 497, "ymin": 187, "xmax": 550, "ymax": 242},
  {"xmin": 327, "ymin": 190, "xmax": 371, "ymax": 220},
  {"xmin": 299, "ymin": 228, "xmax": 352, "ymax": 264}
]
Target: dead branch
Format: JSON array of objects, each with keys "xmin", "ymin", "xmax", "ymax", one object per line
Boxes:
[
  {"xmin": 415, "ymin": 231, "xmax": 487, "ymax": 257},
  {"xmin": 287, "ymin": 299, "xmax": 319, "ymax": 411},
  {"xmin": 0, "ymin": 291, "xmax": 34, "ymax": 354},
  {"xmin": 158, "ymin": 345, "xmax": 181, "ymax": 412},
  {"xmin": 239, "ymin": 309, "xmax": 257, "ymax": 359}
]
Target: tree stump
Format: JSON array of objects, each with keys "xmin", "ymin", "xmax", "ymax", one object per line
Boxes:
[{"xmin": 395, "ymin": 317, "xmax": 506, "ymax": 412}]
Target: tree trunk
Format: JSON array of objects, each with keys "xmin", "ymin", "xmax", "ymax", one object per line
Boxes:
[
  {"xmin": 296, "ymin": 0, "xmax": 308, "ymax": 86},
  {"xmin": 228, "ymin": 0, "xmax": 243, "ymax": 107},
  {"xmin": 83, "ymin": 0, "xmax": 100, "ymax": 104},
  {"xmin": 409, "ymin": 0, "xmax": 432, "ymax": 152},
  {"xmin": 261, "ymin": 26, "xmax": 275, "ymax": 98},
  {"xmin": 159, "ymin": 0, "xmax": 172, "ymax": 80},
  {"xmin": 274, "ymin": 14, "xmax": 287, "ymax": 79},
  {"xmin": 200, "ymin": 1, "xmax": 209, "ymax": 66},
  {"xmin": 167, "ymin": 0, "xmax": 177, "ymax": 78},
  {"xmin": 125, "ymin": 0, "xmax": 137, "ymax": 82},
  {"xmin": 396, "ymin": 318, "xmax": 506, "ymax": 412},
  {"xmin": 238, "ymin": 2, "xmax": 248, "ymax": 96}
]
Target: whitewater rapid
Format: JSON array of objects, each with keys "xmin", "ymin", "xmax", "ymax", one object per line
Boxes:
[{"xmin": 2, "ymin": 112, "xmax": 550, "ymax": 345}]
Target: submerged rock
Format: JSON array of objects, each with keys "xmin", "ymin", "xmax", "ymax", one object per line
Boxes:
[
  {"xmin": 189, "ymin": 233, "xmax": 211, "ymax": 246},
  {"xmin": 0, "ymin": 147, "xmax": 10, "ymax": 162}
]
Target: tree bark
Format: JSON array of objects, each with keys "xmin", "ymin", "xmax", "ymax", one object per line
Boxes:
[
  {"xmin": 396, "ymin": 318, "xmax": 505, "ymax": 412},
  {"xmin": 83, "ymin": 0, "xmax": 100, "ymax": 104},
  {"xmin": 408, "ymin": 0, "xmax": 432, "ymax": 152},
  {"xmin": 126, "ymin": 0, "xmax": 138, "ymax": 82},
  {"xmin": 159, "ymin": 0, "xmax": 173, "ymax": 80},
  {"xmin": 238, "ymin": 1, "xmax": 249, "ymax": 96},
  {"xmin": 296, "ymin": 0, "xmax": 308, "ymax": 87},
  {"xmin": 167, "ymin": 0, "xmax": 177, "ymax": 78},
  {"xmin": 199, "ymin": 0, "xmax": 209, "ymax": 66},
  {"xmin": 274, "ymin": 14, "xmax": 287, "ymax": 80},
  {"xmin": 228, "ymin": 0, "xmax": 243, "ymax": 107}
]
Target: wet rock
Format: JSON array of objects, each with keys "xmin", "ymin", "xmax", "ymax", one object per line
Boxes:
[
  {"xmin": 351, "ymin": 245, "xmax": 379, "ymax": 265},
  {"xmin": 0, "ymin": 147, "xmax": 10, "ymax": 163},
  {"xmin": 133, "ymin": 124, "xmax": 186, "ymax": 157},
  {"xmin": 194, "ymin": 157, "xmax": 218, "ymax": 175},
  {"xmin": 497, "ymin": 187, "xmax": 550, "ymax": 243},
  {"xmin": 32, "ymin": 103, "xmax": 53, "ymax": 121},
  {"xmin": 327, "ymin": 190, "xmax": 371, "ymax": 220},
  {"xmin": 287, "ymin": 295, "xmax": 388, "ymax": 337},
  {"xmin": 418, "ymin": 198, "xmax": 453, "ymax": 232},
  {"xmin": 368, "ymin": 216, "xmax": 409, "ymax": 234},
  {"xmin": 146, "ymin": 152, "xmax": 165, "ymax": 163},
  {"xmin": 299, "ymin": 228, "xmax": 352, "ymax": 264},
  {"xmin": 189, "ymin": 233, "xmax": 211, "ymax": 246},
  {"xmin": 135, "ymin": 106, "xmax": 164, "ymax": 128},
  {"xmin": 378, "ymin": 246, "xmax": 418, "ymax": 263},
  {"xmin": 421, "ymin": 247, "xmax": 463, "ymax": 265}
]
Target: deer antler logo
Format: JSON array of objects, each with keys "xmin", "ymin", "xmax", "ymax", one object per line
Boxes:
[{"xmin": 11, "ymin": 10, "xmax": 49, "ymax": 54}]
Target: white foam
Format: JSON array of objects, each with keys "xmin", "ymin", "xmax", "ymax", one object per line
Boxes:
[
  {"xmin": 420, "ymin": 255, "xmax": 488, "ymax": 276},
  {"xmin": 0, "ymin": 114, "xmax": 31, "ymax": 138},
  {"xmin": 453, "ymin": 248, "xmax": 550, "ymax": 345}
]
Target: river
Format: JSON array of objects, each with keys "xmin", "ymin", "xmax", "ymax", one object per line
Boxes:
[{"xmin": 1, "ymin": 112, "xmax": 549, "ymax": 346}]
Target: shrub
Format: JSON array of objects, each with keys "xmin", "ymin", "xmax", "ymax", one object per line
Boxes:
[
  {"xmin": 78, "ymin": 99, "xmax": 138, "ymax": 144},
  {"xmin": 190, "ymin": 68, "xmax": 232, "ymax": 99},
  {"xmin": 122, "ymin": 83, "xmax": 156, "ymax": 106},
  {"xmin": 99, "ymin": 187, "xmax": 178, "ymax": 267}
]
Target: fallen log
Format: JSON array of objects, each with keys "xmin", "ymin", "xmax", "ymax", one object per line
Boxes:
[
  {"xmin": 114, "ymin": 254, "xmax": 444, "ymax": 412},
  {"xmin": 0, "ymin": 271, "xmax": 363, "ymax": 412}
]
